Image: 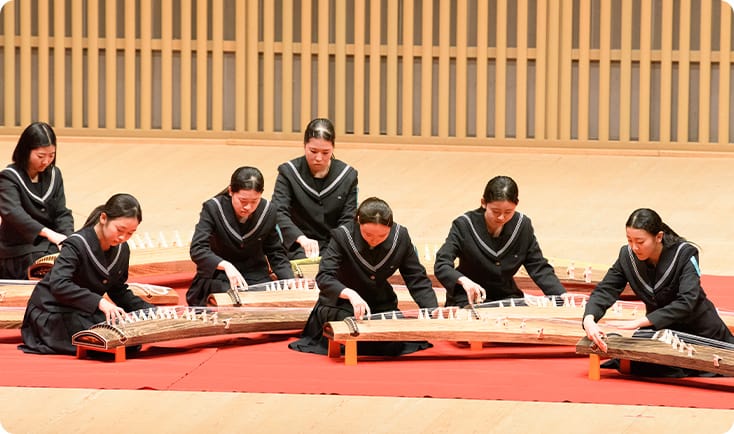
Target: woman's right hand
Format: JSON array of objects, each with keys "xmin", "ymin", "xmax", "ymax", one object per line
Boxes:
[
  {"xmin": 40, "ymin": 228, "xmax": 67, "ymax": 247},
  {"xmin": 220, "ymin": 261, "xmax": 248, "ymax": 290},
  {"xmin": 296, "ymin": 235, "xmax": 320, "ymax": 258},
  {"xmin": 583, "ymin": 314, "xmax": 607, "ymax": 352},
  {"xmin": 99, "ymin": 298, "xmax": 127, "ymax": 324},
  {"xmin": 340, "ymin": 288, "xmax": 371, "ymax": 320},
  {"xmin": 458, "ymin": 276, "xmax": 487, "ymax": 304}
]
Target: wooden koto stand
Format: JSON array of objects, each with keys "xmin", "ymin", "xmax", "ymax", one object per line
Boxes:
[{"xmin": 576, "ymin": 331, "xmax": 734, "ymax": 380}]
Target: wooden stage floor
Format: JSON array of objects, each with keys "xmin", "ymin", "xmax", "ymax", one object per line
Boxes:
[{"xmin": 1, "ymin": 137, "xmax": 733, "ymax": 432}]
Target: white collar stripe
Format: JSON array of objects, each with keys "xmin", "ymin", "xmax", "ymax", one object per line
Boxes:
[
  {"xmin": 339, "ymin": 224, "xmax": 401, "ymax": 272},
  {"xmin": 211, "ymin": 198, "xmax": 270, "ymax": 241},
  {"xmin": 626, "ymin": 242, "xmax": 690, "ymax": 293},
  {"xmin": 69, "ymin": 233, "xmax": 120, "ymax": 276},
  {"xmin": 286, "ymin": 161, "xmax": 352, "ymax": 198},
  {"xmin": 460, "ymin": 212, "xmax": 524, "ymax": 258},
  {"xmin": 3, "ymin": 166, "xmax": 57, "ymax": 203}
]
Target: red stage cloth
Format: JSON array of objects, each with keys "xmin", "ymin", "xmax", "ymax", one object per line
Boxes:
[{"xmin": 0, "ymin": 275, "xmax": 732, "ymax": 409}]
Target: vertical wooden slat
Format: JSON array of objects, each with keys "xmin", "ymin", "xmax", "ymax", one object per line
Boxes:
[
  {"xmin": 263, "ymin": 0, "xmax": 275, "ymax": 131},
  {"xmin": 420, "ymin": 0, "xmax": 433, "ymax": 136},
  {"xmin": 638, "ymin": 0, "xmax": 652, "ymax": 142},
  {"xmin": 317, "ymin": 0, "xmax": 329, "ymax": 117},
  {"xmin": 598, "ymin": 0, "xmax": 611, "ymax": 141},
  {"xmin": 71, "ymin": 0, "xmax": 83, "ymax": 128},
  {"xmin": 545, "ymin": 2, "xmax": 561, "ymax": 139},
  {"xmin": 577, "ymin": 0, "xmax": 591, "ymax": 140},
  {"xmin": 53, "ymin": 0, "xmax": 64, "ymax": 127},
  {"xmin": 281, "ymin": 0, "xmax": 294, "ymax": 134},
  {"xmin": 105, "ymin": 0, "xmax": 117, "ymax": 129},
  {"xmin": 698, "ymin": 0, "xmax": 712, "ymax": 143},
  {"xmin": 235, "ymin": 0, "xmax": 246, "ymax": 131},
  {"xmin": 180, "ymin": 0, "xmax": 193, "ymax": 130},
  {"xmin": 71, "ymin": 1, "xmax": 84, "ymax": 128},
  {"xmin": 660, "ymin": 0, "xmax": 673, "ymax": 143},
  {"xmin": 619, "ymin": 0, "xmax": 632, "ymax": 142},
  {"xmin": 299, "ymin": 0, "xmax": 312, "ymax": 129},
  {"xmin": 161, "ymin": 0, "xmax": 173, "ymax": 130},
  {"xmin": 38, "ymin": 1, "xmax": 50, "ymax": 122},
  {"xmin": 369, "ymin": 0, "xmax": 381, "ymax": 134},
  {"xmin": 402, "ymin": 0, "xmax": 415, "ymax": 136},
  {"xmin": 718, "ymin": 2, "xmax": 731, "ymax": 145},
  {"xmin": 211, "ymin": 0, "xmax": 223, "ymax": 131},
  {"xmin": 476, "ymin": 0, "xmax": 488, "ymax": 138},
  {"xmin": 386, "ymin": 0, "xmax": 399, "ymax": 135},
  {"xmin": 515, "ymin": 0, "xmax": 528, "ymax": 139},
  {"xmin": 353, "ymin": 0, "xmax": 365, "ymax": 134},
  {"xmin": 455, "ymin": 0, "xmax": 467, "ymax": 138},
  {"xmin": 333, "ymin": 0, "xmax": 345, "ymax": 135},
  {"xmin": 534, "ymin": 0, "xmax": 547, "ymax": 139},
  {"xmin": 437, "ymin": 0, "xmax": 450, "ymax": 137},
  {"xmin": 676, "ymin": 0, "xmax": 691, "ymax": 142},
  {"xmin": 87, "ymin": 0, "xmax": 100, "ymax": 129},
  {"xmin": 558, "ymin": 0, "xmax": 572, "ymax": 140},
  {"xmin": 495, "ymin": 0, "xmax": 507, "ymax": 139},
  {"xmin": 19, "ymin": 0, "xmax": 32, "ymax": 125},
  {"xmin": 124, "ymin": 1, "xmax": 136, "ymax": 129},
  {"xmin": 196, "ymin": 0, "xmax": 208, "ymax": 131},
  {"xmin": 246, "ymin": 0, "xmax": 259, "ymax": 131},
  {"xmin": 4, "ymin": 1, "xmax": 15, "ymax": 126},
  {"xmin": 140, "ymin": 1, "xmax": 152, "ymax": 130}
]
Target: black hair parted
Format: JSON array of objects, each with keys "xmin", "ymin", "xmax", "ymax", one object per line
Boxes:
[
  {"xmin": 355, "ymin": 197, "xmax": 393, "ymax": 227},
  {"xmin": 482, "ymin": 175, "xmax": 519, "ymax": 204}
]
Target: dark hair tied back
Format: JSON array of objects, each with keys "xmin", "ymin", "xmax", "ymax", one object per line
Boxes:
[
  {"xmin": 229, "ymin": 166, "xmax": 265, "ymax": 193},
  {"xmin": 625, "ymin": 208, "xmax": 686, "ymax": 245},
  {"xmin": 355, "ymin": 197, "xmax": 393, "ymax": 227},
  {"xmin": 304, "ymin": 118, "xmax": 335, "ymax": 145},
  {"xmin": 483, "ymin": 176, "xmax": 519, "ymax": 204},
  {"xmin": 83, "ymin": 193, "xmax": 143, "ymax": 228}
]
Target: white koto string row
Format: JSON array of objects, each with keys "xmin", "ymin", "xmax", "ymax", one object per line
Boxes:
[
  {"xmin": 128, "ymin": 231, "xmax": 193, "ymax": 250},
  {"xmin": 106, "ymin": 307, "xmax": 234, "ymax": 329},
  {"xmin": 360, "ymin": 294, "xmax": 640, "ymax": 322}
]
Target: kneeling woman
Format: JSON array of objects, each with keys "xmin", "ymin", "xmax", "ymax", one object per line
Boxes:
[
  {"xmin": 20, "ymin": 194, "xmax": 154, "ymax": 355},
  {"xmin": 186, "ymin": 166, "xmax": 293, "ymax": 306},
  {"xmin": 289, "ymin": 197, "xmax": 438, "ymax": 356},
  {"xmin": 583, "ymin": 208, "xmax": 734, "ymax": 376}
]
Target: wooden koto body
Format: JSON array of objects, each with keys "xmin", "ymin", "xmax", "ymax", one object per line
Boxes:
[
  {"xmin": 0, "ymin": 280, "xmax": 39, "ymax": 307},
  {"xmin": 72, "ymin": 306, "xmax": 311, "ymax": 362},
  {"xmin": 323, "ymin": 295, "xmax": 640, "ymax": 365},
  {"xmin": 576, "ymin": 330, "xmax": 734, "ymax": 379},
  {"xmin": 0, "ymin": 307, "xmax": 25, "ymax": 329},
  {"xmin": 208, "ymin": 278, "xmax": 446, "ymax": 309},
  {"xmin": 0, "ymin": 279, "xmax": 178, "ymax": 307}
]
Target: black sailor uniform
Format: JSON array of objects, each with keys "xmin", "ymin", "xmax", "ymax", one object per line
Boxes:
[
  {"xmin": 272, "ymin": 156, "xmax": 358, "ymax": 259},
  {"xmin": 434, "ymin": 209, "xmax": 566, "ymax": 307},
  {"xmin": 583, "ymin": 240, "xmax": 734, "ymax": 376},
  {"xmin": 288, "ymin": 221, "xmax": 438, "ymax": 355},
  {"xmin": 20, "ymin": 226, "xmax": 153, "ymax": 355},
  {"xmin": 585, "ymin": 241, "xmax": 734, "ymax": 341},
  {"xmin": 0, "ymin": 164, "xmax": 74, "ymax": 279},
  {"xmin": 186, "ymin": 195, "xmax": 293, "ymax": 306}
]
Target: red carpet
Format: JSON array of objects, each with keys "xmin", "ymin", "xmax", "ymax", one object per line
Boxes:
[{"xmin": 1, "ymin": 275, "xmax": 732, "ymax": 409}]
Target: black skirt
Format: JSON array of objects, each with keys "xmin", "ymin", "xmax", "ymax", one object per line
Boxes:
[{"xmin": 19, "ymin": 302, "xmax": 105, "ymax": 355}]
